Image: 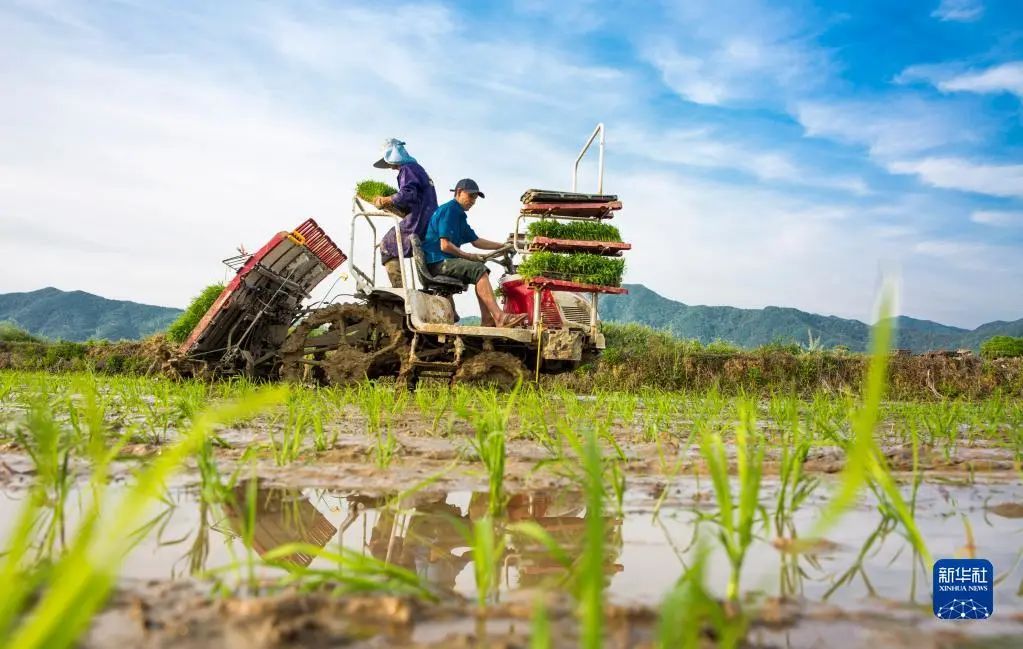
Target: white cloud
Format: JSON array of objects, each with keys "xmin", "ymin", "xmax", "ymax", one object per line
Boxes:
[
  {"xmin": 640, "ymin": 2, "xmax": 831, "ymax": 106},
  {"xmin": 795, "ymin": 97, "xmax": 980, "ymax": 158},
  {"xmin": 615, "ymin": 126, "xmax": 869, "ymax": 194},
  {"xmin": 931, "ymin": 0, "xmax": 984, "ymax": 22},
  {"xmin": 886, "ymin": 158, "xmax": 1023, "ymax": 199},
  {"xmin": 900, "ymin": 61, "xmax": 1023, "ymax": 99},
  {"xmin": 971, "ymin": 210, "xmax": 1023, "ymax": 226},
  {"xmin": 615, "ymin": 168, "xmax": 1023, "ymax": 326},
  {"xmin": 940, "ymin": 61, "xmax": 1023, "ymax": 98}
]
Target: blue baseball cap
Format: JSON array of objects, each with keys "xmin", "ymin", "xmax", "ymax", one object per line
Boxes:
[{"xmin": 451, "ymin": 178, "xmax": 485, "ymax": 198}]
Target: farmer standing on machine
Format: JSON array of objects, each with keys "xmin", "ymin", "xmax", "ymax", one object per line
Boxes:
[
  {"xmin": 422, "ymin": 179, "xmax": 527, "ymax": 328},
  {"xmin": 373, "ymin": 138, "xmax": 438, "ymax": 287}
]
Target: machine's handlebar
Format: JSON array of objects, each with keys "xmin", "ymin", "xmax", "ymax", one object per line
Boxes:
[{"xmin": 480, "ymin": 245, "xmax": 516, "ymax": 274}]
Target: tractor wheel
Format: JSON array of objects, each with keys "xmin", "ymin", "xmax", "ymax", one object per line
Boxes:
[
  {"xmin": 279, "ymin": 304, "xmax": 404, "ymax": 386},
  {"xmin": 453, "ymin": 351, "xmax": 528, "ymax": 389}
]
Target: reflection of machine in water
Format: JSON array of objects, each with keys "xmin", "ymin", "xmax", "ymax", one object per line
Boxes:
[
  {"xmin": 362, "ymin": 490, "xmax": 623, "ymax": 594},
  {"xmin": 506, "ymin": 492, "xmax": 623, "ymax": 589},
  {"xmin": 220, "ymin": 483, "xmax": 337, "ymax": 567}
]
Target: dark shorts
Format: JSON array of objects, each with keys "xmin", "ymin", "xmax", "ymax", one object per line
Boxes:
[{"xmin": 428, "ymin": 258, "xmax": 488, "ymax": 284}]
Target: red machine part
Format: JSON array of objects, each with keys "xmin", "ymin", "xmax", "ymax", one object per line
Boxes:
[
  {"xmin": 500, "ymin": 277, "xmax": 562, "ymax": 328},
  {"xmin": 179, "ymin": 219, "xmax": 347, "ymax": 354},
  {"xmin": 293, "ymin": 219, "xmax": 347, "ymax": 270}
]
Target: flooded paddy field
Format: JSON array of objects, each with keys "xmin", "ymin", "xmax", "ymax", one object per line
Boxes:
[{"xmin": 1, "ymin": 370, "xmax": 1022, "ymax": 648}]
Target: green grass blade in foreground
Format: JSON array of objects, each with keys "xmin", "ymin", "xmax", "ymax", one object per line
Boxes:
[
  {"xmin": 811, "ymin": 286, "xmax": 932, "ymax": 565},
  {"xmin": 4, "ymin": 386, "xmax": 288, "ymax": 649},
  {"xmin": 530, "ymin": 596, "xmax": 552, "ymax": 649},
  {"xmin": 260, "ymin": 542, "xmax": 434, "ymax": 599},
  {"xmin": 579, "ymin": 426, "xmax": 605, "ymax": 649}
]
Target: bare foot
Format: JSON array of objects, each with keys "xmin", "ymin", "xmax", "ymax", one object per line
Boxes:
[{"xmin": 496, "ymin": 312, "xmax": 528, "ymax": 328}]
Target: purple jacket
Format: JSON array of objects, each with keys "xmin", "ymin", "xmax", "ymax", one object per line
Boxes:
[{"xmin": 380, "ymin": 161, "xmax": 438, "ymax": 260}]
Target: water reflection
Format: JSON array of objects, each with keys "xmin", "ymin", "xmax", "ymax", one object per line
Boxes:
[
  {"xmin": 1, "ymin": 480, "xmax": 1020, "ymax": 611},
  {"xmin": 221, "ymin": 486, "xmax": 337, "ymax": 567},
  {"xmin": 352, "ymin": 490, "xmax": 623, "ymax": 594}
]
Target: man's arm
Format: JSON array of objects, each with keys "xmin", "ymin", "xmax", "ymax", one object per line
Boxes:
[
  {"xmin": 470, "ymin": 238, "xmax": 507, "ymax": 251},
  {"xmin": 440, "ymin": 238, "xmax": 485, "ymax": 261}
]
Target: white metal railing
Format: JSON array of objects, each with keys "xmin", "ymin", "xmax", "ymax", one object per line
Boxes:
[{"xmin": 572, "ymin": 122, "xmax": 605, "ymax": 193}]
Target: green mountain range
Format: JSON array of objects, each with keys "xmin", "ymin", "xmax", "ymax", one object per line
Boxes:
[
  {"xmin": 0, "ymin": 287, "xmax": 181, "ymax": 342},
  {"xmin": 598, "ymin": 284, "xmax": 1023, "ymax": 353},
  {"xmin": 1, "ymin": 285, "xmax": 1020, "ymax": 352}
]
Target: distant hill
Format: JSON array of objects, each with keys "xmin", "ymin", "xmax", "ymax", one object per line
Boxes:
[
  {"xmin": 3, "ymin": 284, "xmax": 1021, "ymax": 351},
  {"xmin": 0, "ymin": 287, "xmax": 181, "ymax": 341},
  {"xmin": 598, "ymin": 284, "xmax": 1023, "ymax": 353}
]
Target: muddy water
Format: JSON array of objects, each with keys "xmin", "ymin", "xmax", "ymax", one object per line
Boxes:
[{"xmin": 3, "ymin": 477, "xmax": 1022, "ymax": 617}]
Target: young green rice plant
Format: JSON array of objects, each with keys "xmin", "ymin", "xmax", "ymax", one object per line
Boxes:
[
  {"xmin": 918, "ymin": 400, "xmax": 964, "ymax": 460},
  {"xmin": 166, "ymin": 284, "xmax": 225, "ymax": 344},
  {"xmin": 656, "ymin": 544, "xmax": 746, "ymax": 649},
  {"xmin": 267, "ymin": 390, "xmax": 307, "ymax": 465},
  {"xmin": 699, "ymin": 398, "xmax": 764, "ymax": 606},
  {"xmin": 805, "ymin": 390, "xmax": 851, "ymax": 444},
  {"xmin": 772, "ymin": 410, "xmax": 818, "ymax": 541},
  {"xmin": 0, "ymin": 386, "xmax": 286, "ymax": 649},
  {"xmin": 517, "ymin": 251, "xmax": 625, "ymax": 287},
  {"xmin": 469, "ymin": 515, "xmax": 506, "ymax": 610},
  {"xmin": 457, "ymin": 385, "xmax": 519, "ymax": 515},
  {"xmin": 356, "ymin": 383, "xmax": 400, "ymax": 467},
  {"xmin": 355, "ymin": 179, "xmax": 398, "ymax": 202},
  {"xmin": 526, "ymin": 220, "xmax": 622, "ymax": 242}
]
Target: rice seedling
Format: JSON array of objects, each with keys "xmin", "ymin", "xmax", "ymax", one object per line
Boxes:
[
  {"xmin": 918, "ymin": 399, "xmax": 964, "ymax": 459},
  {"xmin": 699, "ymin": 398, "xmax": 764, "ymax": 606},
  {"xmin": 656, "ymin": 544, "xmax": 745, "ymax": 649},
  {"xmin": 355, "ymin": 179, "xmax": 397, "ymax": 202},
  {"xmin": 457, "ymin": 385, "xmax": 519, "ymax": 515},
  {"xmin": 469, "ymin": 515, "xmax": 506, "ymax": 610},
  {"xmin": 517, "ymin": 251, "xmax": 625, "ymax": 287},
  {"xmin": 166, "ymin": 284, "xmax": 225, "ymax": 344},
  {"xmin": 357, "ymin": 383, "xmax": 400, "ymax": 468},
  {"xmin": 526, "ymin": 220, "xmax": 622, "ymax": 242}
]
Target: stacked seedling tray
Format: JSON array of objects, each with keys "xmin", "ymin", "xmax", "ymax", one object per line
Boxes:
[{"xmin": 515, "ymin": 189, "xmax": 630, "ymax": 296}]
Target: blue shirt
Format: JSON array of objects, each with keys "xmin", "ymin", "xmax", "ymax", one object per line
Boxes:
[
  {"xmin": 422, "ymin": 200, "xmax": 479, "ymax": 264},
  {"xmin": 380, "ymin": 161, "xmax": 438, "ymax": 260}
]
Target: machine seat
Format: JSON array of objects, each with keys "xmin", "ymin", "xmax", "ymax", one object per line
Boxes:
[{"xmin": 408, "ymin": 235, "xmax": 468, "ymax": 296}]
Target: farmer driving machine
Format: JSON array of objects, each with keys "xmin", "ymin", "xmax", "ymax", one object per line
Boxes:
[{"xmin": 171, "ymin": 124, "xmax": 631, "ymax": 387}]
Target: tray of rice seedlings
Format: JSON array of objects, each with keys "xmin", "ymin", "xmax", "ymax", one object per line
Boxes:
[
  {"xmin": 355, "ymin": 180, "xmax": 406, "ymax": 216},
  {"xmin": 527, "ymin": 220, "xmax": 622, "ymax": 242},
  {"xmin": 517, "ymin": 251, "xmax": 626, "ymax": 288},
  {"xmin": 526, "ymin": 220, "xmax": 630, "ymax": 255},
  {"xmin": 356, "ymin": 180, "xmax": 397, "ymax": 202}
]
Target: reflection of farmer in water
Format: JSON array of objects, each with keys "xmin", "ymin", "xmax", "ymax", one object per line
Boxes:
[
  {"xmin": 363, "ymin": 490, "xmax": 623, "ymax": 593},
  {"xmin": 221, "ymin": 484, "xmax": 337, "ymax": 567}
]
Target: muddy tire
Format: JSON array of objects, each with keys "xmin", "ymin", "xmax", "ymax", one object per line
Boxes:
[
  {"xmin": 453, "ymin": 351, "xmax": 528, "ymax": 389},
  {"xmin": 279, "ymin": 303, "xmax": 403, "ymax": 386}
]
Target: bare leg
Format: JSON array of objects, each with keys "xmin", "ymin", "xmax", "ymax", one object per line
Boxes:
[
  {"xmin": 474, "ymin": 275, "xmax": 526, "ymax": 327},
  {"xmin": 475, "ymin": 274, "xmax": 501, "ymax": 325}
]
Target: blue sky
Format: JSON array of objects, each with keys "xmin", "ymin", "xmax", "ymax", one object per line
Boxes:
[{"xmin": 1, "ymin": 0, "xmax": 1021, "ymax": 327}]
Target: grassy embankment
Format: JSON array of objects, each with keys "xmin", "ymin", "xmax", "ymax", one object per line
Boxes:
[{"xmin": 2, "ymin": 321, "xmax": 1022, "ymax": 398}]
